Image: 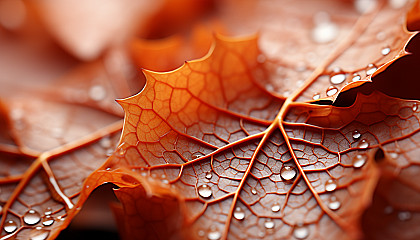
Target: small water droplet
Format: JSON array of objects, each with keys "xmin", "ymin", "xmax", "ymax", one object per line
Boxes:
[
  {"xmin": 89, "ymin": 85, "xmax": 107, "ymax": 101},
  {"xmin": 412, "ymin": 103, "xmax": 418, "ymax": 112},
  {"xmin": 326, "ymin": 86, "xmax": 338, "ymax": 96},
  {"xmin": 311, "ymin": 12, "xmax": 338, "ymax": 43},
  {"xmin": 24, "ymin": 209, "xmax": 41, "ymax": 225},
  {"xmin": 207, "ymin": 230, "xmax": 221, "ymax": 240},
  {"xmin": 358, "ymin": 139, "xmax": 369, "ymax": 149},
  {"xmin": 233, "ymin": 207, "xmax": 245, "ymax": 220},
  {"xmin": 191, "ymin": 152, "xmax": 204, "ymax": 160},
  {"xmin": 354, "ymin": 0, "xmax": 378, "ymax": 14},
  {"xmin": 251, "ymin": 188, "xmax": 257, "ymax": 195},
  {"xmin": 389, "ymin": 152, "xmax": 399, "ymax": 159},
  {"xmin": 353, "ymin": 154, "xmax": 367, "ymax": 168},
  {"xmin": 99, "ymin": 136, "xmax": 112, "ymax": 149},
  {"xmin": 293, "ymin": 225, "xmax": 309, "ymax": 239},
  {"xmin": 29, "ymin": 228, "xmax": 50, "ymax": 240},
  {"xmin": 205, "ymin": 171, "xmax": 212, "ymax": 180},
  {"xmin": 116, "ymin": 142, "xmax": 127, "ymax": 156},
  {"xmin": 366, "ymin": 64, "xmax": 377, "ymax": 76},
  {"xmin": 271, "ymin": 204, "xmax": 280, "ymax": 213},
  {"xmin": 352, "ymin": 130, "xmax": 361, "ymax": 140},
  {"xmin": 197, "ymin": 184, "xmax": 212, "ymax": 198},
  {"xmin": 352, "ymin": 74, "xmax": 361, "ymax": 81},
  {"xmin": 330, "ymin": 72, "xmax": 346, "ymax": 85},
  {"xmin": 264, "ymin": 219, "xmax": 275, "ymax": 229},
  {"xmin": 381, "ymin": 47, "xmax": 391, "ymax": 56},
  {"xmin": 325, "ymin": 179, "xmax": 338, "ymax": 192},
  {"xmin": 4, "ymin": 220, "xmax": 17, "ymax": 233},
  {"xmin": 42, "ymin": 216, "xmax": 54, "ymax": 226},
  {"xmin": 312, "ymin": 93, "xmax": 321, "ymax": 100},
  {"xmin": 328, "ymin": 196, "xmax": 341, "ymax": 210},
  {"xmin": 280, "ymin": 166, "xmax": 297, "ymax": 181},
  {"xmin": 398, "ymin": 211, "xmax": 411, "ymax": 221},
  {"xmin": 44, "ymin": 207, "xmax": 52, "ymax": 215}
]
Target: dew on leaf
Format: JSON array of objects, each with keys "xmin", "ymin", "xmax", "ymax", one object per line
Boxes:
[
  {"xmin": 352, "ymin": 130, "xmax": 361, "ymax": 140},
  {"xmin": 366, "ymin": 63, "xmax": 377, "ymax": 75},
  {"xmin": 233, "ymin": 207, "xmax": 245, "ymax": 221},
  {"xmin": 264, "ymin": 219, "xmax": 275, "ymax": 229},
  {"xmin": 271, "ymin": 204, "xmax": 280, "ymax": 213},
  {"xmin": 312, "ymin": 93, "xmax": 321, "ymax": 100},
  {"xmin": 328, "ymin": 196, "xmax": 341, "ymax": 210},
  {"xmin": 42, "ymin": 215, "xmax": 54, "ymax": 226},
  {"xmin": 29, "ymin": 228, "xmax": 49, "ymax": 240},
  {"xmin": 326, "ymin": 86, "xmax": 338, "ymax": 96},
  {"xmin": 280, "ymin": 166, "xmax": 297, "ymax": 181},
  {"xmin": 311, "ymin": 12, "xmax": 338, "ymax": 43},
  {"xmin": 4, "ymin": 220, "xmax": 18, "ymax": 233},
  {"xmin": 330, "ymin": 72, "xmax": 346, "ymax": 85},
  {"xmin": 197, "ymin": 184, "xmax": 212, "ymax": 198},
  {"xmin": 325, "ymin": 179, "xmax": 338, "ymax": 192},
  {"xmin": 251, "ymin": 188, "xmax": 257, "ymax": 195},
  {"xmin": 389, "ymin": 152, "xmax": 399, "ymax": 159},
  {"xmin": 381, "ymin": 47, "xmax": 391, "ymax": 56},
  {"xmin": 352, "ymin": 73, "xmax": 361, "ymax": 81},
  {"xmin": 205, "ymin": 171, "xmax": 212, "ymax": 180},
  {"xmin": 99, "ymin": 136, "xmax": 112, "ymax": 149},
  {"xmin": 24, "ymin": 209, "xmax": 41, "ymax": 225},
  {"xmin": 354, "ymin": 0, "xmax": 378, "ymax": 14},
  {"xmin": 192, "ymin": 152, "xmax": 204, "ymax": 160},
  {"xmin": 412, "ymin": 103, "xmax": 418, "ymax": 112},
  {"xmin": 44, "ymin": 207, "xmax": 52, "ymax": 216},
  {"xmin": 89, "ymin": 85, "xmax": 107, "ymax": 101},
  {"xmin": 353, "ymin": 154, "xmax": 367, "ymax": 168},
  {"xmin": 207, "ymin": 230, "xmax": 221, "ymax": 240},
  {"xmin": 293, "ymin": 225, "xmax": 309, "ymax": 239},
  {"xmin": 358, "ymin": 139, "xmax": 369, "ymax": 149},
  {"xmin": 398, "ymin": 211, "xmax": 412, "ymax": 221}
]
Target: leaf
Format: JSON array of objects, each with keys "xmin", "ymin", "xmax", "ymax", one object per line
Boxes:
[{"xmin": 86, "ymin": 1, "xmax": 420, "ymax": 240}]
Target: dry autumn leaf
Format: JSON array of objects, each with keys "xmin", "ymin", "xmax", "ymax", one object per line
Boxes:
[{"xmin": 1, "ymin": 0, "xmax": 420, "ymax": 240}]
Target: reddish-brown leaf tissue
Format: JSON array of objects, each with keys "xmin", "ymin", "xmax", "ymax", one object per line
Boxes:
[{"xmin": 0, "ymin": 0, "xmax": 420, "ymax": 240}]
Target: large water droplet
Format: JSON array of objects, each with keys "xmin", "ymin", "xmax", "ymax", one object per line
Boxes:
[
  {"xmin": 4, "ymin": 220, "xmax": 17, "ymax": 233},
  {"xmin": 251, "ymin": 188, "xmax": 257, "ymax": 195},
  {"xmin": 89, "ymin": 85, "xmax": 107, "ymax": 101},
  {"xmin": 352, "ymin": 130, "xmax": 361, "ymax": 140},
  {"xmin": 293, "ymin": 225, "xmax": 309, "ymax": 239},
  {"xmin": 311, "ymin": 12, "xmax": 338, "ymax": 43},
  {"xmin": 353, "ymin": 154, "xmax": 367, "ymax": 168},
  {"xmin": 381, "ymin": 47, "xmax": 391, "ymax": 56},
  {"xmin": 354, "ymin": 0, "xmax": 378, "ymax": 14},
  {"xmin": 312, "ymin": 93, "xmax": 321, "ymax": 100},
  {"xmin": 198, "ymin": 184, "xmax": 212, "ymax": 198},
  {"xmin": 42, "ymin": 216, "xmax": 54, "ymax": 226},
  {"xmin": 264, "ymin": 219, "xmax": 275, "ymax": 229},
  {"xmin": 271, "ymin": 204, "xmax": 281, "ymax": 213},
  {"xmin": 358, "ymin": 139, "xmax": 369, "ymax": 149},
  {"xmin": 366, "ymin": 64, "xmax": 377, "ymax": 76},
  {"xmin": 352, "ymin": 74, "xmax": 361, "ymax": 82},
  {"xmin": 30, "ymin": 228, "xmax": 49, "ymax": 240},
  {"xmin": 328, "ymin": 196, "xmax": 341, "ymax": 210},
  {"xmin": 233, "ymin": 207, "xmax": 245, "ymax": 221},
  {"xmin": 24, "ymin": 209, "xmax": 41, "ymax": 225},
  {"xmin": 326, "ymin": 86, "xmax": 338, "ymax": 96},
  {"xmin": 280, "ymin": 166, "xmax": 297, "ymax": 181},
  {"xmin": 330, "ymin": 72, "xmax": 346, "ymax": 85},
  {"xmin": 325, "ymin": 179, "xmax": 338, "ymax": 192},
  {"xmin": 398, "ymin": 211, "xmax": 411, "ymax": 221},
  {"xmin": 207, "ymin": 230, "xmax": 221, "ymax": 240}
]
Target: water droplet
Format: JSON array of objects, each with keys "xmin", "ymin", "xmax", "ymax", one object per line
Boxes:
[
  {"xmin": 89, "ymin": 85, "xmax": 107, "ymax": 101},
  {"xmin": 24, "ymin": 209, "xmax": 41, "ymax": 225},
  {"xmin": 352, "ymin": 74, "xmax": 361, "ymax": 81},
  {"xmin": 44, "ymin": 207, "xmax": 52, "ymax": 215},
  {"xmin": 29, "ymin": 228, "xmax": 49, "ymax": 240},
  {"xmin": 353, "ymin": 154, "xmax": 367, "ymax": 168},
  {"xmin": 389, "ymin": 0, "xmax": 408, "ymax": 9},
  {"xmin": 381, "ymin": 47, "xmax": 391, "ymax": 56},
  {"xmin": 293, "ymin": 225, "xmax": 309, "ymax": 239},
  {"xmin": 325, "ymin": 179, "xmax": 337, "ymax": 192},
  {"xmin": 116, "ymin": 142, "xmax": 127, "ymax": 156},
  {"xmin": 389, "ymin": 152, "xmax": 399, "ymax": 159},
  {"xmin": 328, "ymin": 196, "xmax": 341, "ymax": 210},
  {"xmin": 251, "ymin": 188, "xmax": 257, "ymax": 195},
  {"xmin": 326, "ymin": 86, "xmax": 338, "ymax": 96},
  {"xmin": 264, "ymin": 219, "xmax": 275, "ymax": 229},
  {"xmin": 271, "ymin": 204, "xmax": 280, "ymax": 213},
  {"xmin": 205, "ymin": 171, "xmax": 212, "ymax": 180},
  {"xmin": 197, "ymin": 184, "xmax": 212, "ymax": 198},
  {"xmin": 352, "ymin": 130, "xmax": 361, "ymax": 140},
  {"xmin": 311, "ymin": 12, "xmax": 338, "ymax": 43},
  {"xmin": 354, "ymin": 0, "xmax": 378, "ymax": 14},
  {"xmin": 207, "ymin": 230, "xmax": 221, "ymax": 240},
  {"xmin": 412, "ymin": 103, "xmax": 418, "ymax": 112},
  {"xmin": 398, "ymin": 211, "xmax": 411, "ymax": 221},
  {"xmin": 42, "ymin": 215, "xmax": 54, "ymax": 226},
  {"xmin": 191, "ymin": 152, "xmax": 204, "ymax": 160},
  {"xmin": 312, "ymin": 93, "xmax": 321, "ymax": 100},
  {"xmin": 330, "ymin": 73, "xmax": 346, "ymax": 85},
  {"xmin": 358, "ymin": 139, "xmax": 369, "ymax": 149},
  {"xmin": 4, "ymin": 220, "xmax": 17, "ymax": 233},
  {"xmin": 280, "ymin": 166, "xmax": 297, "ymax": 181},
  {"xmin": 366, "ymin": 64, "xmax": 377, "ymax": 76},
  {"xmin": 233, "ymin": 207, "xmax": 245, "ymax": 220},
  {"xmin": 99, "ymin": 136, "xmax": 112, "ymax": 149}
]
